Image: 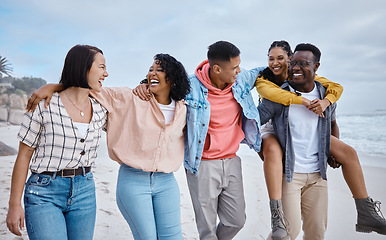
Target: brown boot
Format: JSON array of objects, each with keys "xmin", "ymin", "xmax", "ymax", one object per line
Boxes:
[{"xmin": 355, "ymin": 197, "xmax": 386, "ymax": 235}]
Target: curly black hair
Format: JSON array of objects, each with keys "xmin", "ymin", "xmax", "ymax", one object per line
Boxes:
[
  {"xmin": 258, "ymin": 40, "xmax": 293, "ymax": 86},
  {"xmin": 258, "ymin": 67, "xmax": 278, "ymax": 85},
  {"xmin": 154, "ymin": 53, "xmax": 190, "ymax": 101}
]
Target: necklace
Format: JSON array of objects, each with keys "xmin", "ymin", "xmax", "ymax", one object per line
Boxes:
[{"xmin": 63, "ymin": 91, "xmax": 90, "ymax": 117}]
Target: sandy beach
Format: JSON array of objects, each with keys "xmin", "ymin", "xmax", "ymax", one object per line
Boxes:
[{"xmin": 0, "ymin": 123, "xmax": 385, "ymax": 240}]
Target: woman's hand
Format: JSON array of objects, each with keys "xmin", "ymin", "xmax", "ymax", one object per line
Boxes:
[
  {"xmin": 6, "ymin": 142, "xmax": 34, "ymax": 236},
  {"xmin": 301, "ymin": 97, "xmax": 311, "ymax": 107},
  {"xmin": 6, "ymin": 204, "xmax": 25, "ymax": 236},
  {"xmin": 132, "ymin": 84, "xmax": 152, "ymax": 101},
  {"xmin": 302, "ymin": 97, "xmax": 322, "ymax": 117},
  {"xmin": 26, "ymin": 84, "xmax": 60, "ymax": 112},
  {"xmin": 306, "ymin": 98, "xmax": 331, "ymax": 118}
]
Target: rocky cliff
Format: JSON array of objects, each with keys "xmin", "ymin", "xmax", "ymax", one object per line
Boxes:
[{"xmin": 0, "ymin": 93, "xmax": 27, "ymax": 125}]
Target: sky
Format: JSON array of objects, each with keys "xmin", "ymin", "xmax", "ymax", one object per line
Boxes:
[{"xmin": 1, "ymin": 0, "xmax": 385, "ymax": 115}]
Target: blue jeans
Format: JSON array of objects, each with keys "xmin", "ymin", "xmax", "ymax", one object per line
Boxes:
[
  {"xmin": 24, "ymin": 171, "xmax": 96, "ymax": 240},
  {"xmin": 116, "ymin": 164, "xmax": 182, "ymax": 240}
]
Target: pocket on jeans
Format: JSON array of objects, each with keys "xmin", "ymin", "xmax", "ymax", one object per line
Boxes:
[
  {"xmin": 24, "ymin": 174, "xmax": 54, "ymax": 206},
  {"xmin": 27, "ymin": 174, "xmax": 52, "ymax": 187}
]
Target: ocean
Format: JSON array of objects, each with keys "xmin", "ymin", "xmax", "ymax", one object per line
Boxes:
[
  {"xmin": 2, "ymin": 112, "xmax": 385, "ymax": 169},
  {"xmin": 238, "ymin": 112, "xmax": 386, "ymax": 169},
  {"xmin": 337, "ymin": 112, "xmax": 386, "ymax": 168}
]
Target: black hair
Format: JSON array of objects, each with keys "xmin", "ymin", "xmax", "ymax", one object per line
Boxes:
[
  {"xmin": 268, "ymin": 40, "xmax": 293, "ymax": 58},
  {"xmin": 154, "ymin": 53, "xmax": 190, "ymax": 101},
  {"xmin": 258, "ymin": 40, "xmax": 293, "ymax": 85},
  {"xmin": 60, "ymin": 45, "xmax": 103, "ymax": 89},
  {"xmin": 207, "ymin": 41, "xmax": 240, "ymax": 66},
  {"xmin": 294, "ymin": 43, "xmax": 321, "ymax": 62}
]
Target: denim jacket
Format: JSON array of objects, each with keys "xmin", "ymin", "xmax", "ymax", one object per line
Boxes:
[
  {"xmin": 184, "ymin": 67, "xmax": 265, "ymax": 175},
  {"xmin": 258, "ymin": 81, "xmax": 337, "ymax": 182}
]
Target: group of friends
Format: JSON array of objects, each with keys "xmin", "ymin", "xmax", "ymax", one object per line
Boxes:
[{"xmin": 5, "ymin": 40, "xmax": 386, "ymax": 240}]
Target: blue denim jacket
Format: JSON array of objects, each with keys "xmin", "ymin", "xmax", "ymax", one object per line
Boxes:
[
  {"xmin": 184, "ymin": 67, "xmax": 265, "ymax": 175},
  {"xmin": 258, "ymin": 81, "xmax": 337, "ymax": 182}
]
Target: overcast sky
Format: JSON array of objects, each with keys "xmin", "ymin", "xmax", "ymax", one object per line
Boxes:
[{"xmin": 1, "ymin": 0, "xmax": 385, "ymax": 114}]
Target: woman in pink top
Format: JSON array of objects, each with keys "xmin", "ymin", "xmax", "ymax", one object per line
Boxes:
[{"xmin": 111, "ymin": 54, "xmax": 189, "ymax": 240}]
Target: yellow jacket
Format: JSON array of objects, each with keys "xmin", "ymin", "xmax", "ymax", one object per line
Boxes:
[{"xmin": 255, "ymin": 75, "xmax": 343, "ymax": 105}]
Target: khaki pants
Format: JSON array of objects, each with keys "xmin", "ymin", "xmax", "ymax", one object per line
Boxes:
[
  {"xmin": 282, "ymin": 172, "xmax": 328, "ymax": 240},
  {"xmin": 186, "ymin": 156, "xmax": 246, "ymax": 240}
]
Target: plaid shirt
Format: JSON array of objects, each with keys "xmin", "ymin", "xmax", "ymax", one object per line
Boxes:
[{"xmin": 18, "ymin": 92, "xmax": 107, "ymax": 173}]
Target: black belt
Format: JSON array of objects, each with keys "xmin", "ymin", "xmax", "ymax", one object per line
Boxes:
[{"xmin": 39, "ymin": 166, "xmax": 91, "ymax": 177}]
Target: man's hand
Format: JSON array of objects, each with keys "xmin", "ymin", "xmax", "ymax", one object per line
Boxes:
[
  {"xmin": 132, "ymin": 84, "xmax": 152, "ymax": 101},
  {"xmin": 6, "ymin": 204, "xmax": 25, "ymax": 236},
  {"xmin": 327, "ymin": 155, "xmax": 342, "ymax": 169}
]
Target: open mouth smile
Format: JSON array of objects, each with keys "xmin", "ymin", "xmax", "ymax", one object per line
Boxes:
[{"xmin": 150, "ymin": 79, "xmax": 160, "ymax": 86}]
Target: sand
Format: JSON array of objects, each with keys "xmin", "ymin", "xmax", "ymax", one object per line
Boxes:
[{"xmin": 0, "ymin": 124, "xmax": 385, "ymax": 240}]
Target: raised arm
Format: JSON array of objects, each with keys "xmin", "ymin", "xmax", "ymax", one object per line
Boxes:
[
  {"xmin": 307, "ymin": 75, "xmax": 343, "ymax": 116},
  {"xmin": 316, "ymin": 75, "xmax": 343, "ymax": 105},
  {"xmin": 6, "ymin": 142, "xmax": 34, "ymax": 236},
  {"xmin": 26, "ymin": 83, "xmax": 64, "ymax": 112},
  {"xmin": 132, "ymin": 83, "xmax": 152, "ymax": 101},
  {"xmin": 255, "ymin": 77, "xmax": 303, "ymax": 105},
  {"xmin": 256, "ymin": 75, "xmax": 343, "ymax": 117}
]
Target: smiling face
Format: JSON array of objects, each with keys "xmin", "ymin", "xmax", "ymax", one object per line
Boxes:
[
  {"xmin": 289, "ymin": 50, "xmax": 320, "ymax": 92},
  {"xmin": 268, "ymin": 47, "xmax": 290, "ymax": 78},
  {"xmin": 87, "ymin": 52, "xmax": 108, "ymax": 92},
  {"xmin": 211, "ymin": 55, "xmax": 241, "ymax": 89},
  {"xmin": 147, "ymin": 60, "xmax": 171, "ymax": 97}
]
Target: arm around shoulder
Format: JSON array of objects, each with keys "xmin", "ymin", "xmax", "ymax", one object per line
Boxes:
[
  {"xmin": 90, "ymin": 87, "xmax": 133, "ymax": 112},
  {"xmin": 315, "ymin": 75, "xmax": 343, "ymax": 104},
  {"xmin": 255, "ymin": 77, "xmax": 303, "ymax": 105},
  {"xmin": 27, "ymin": 83, "xmax": 64, "ymax": 112}
]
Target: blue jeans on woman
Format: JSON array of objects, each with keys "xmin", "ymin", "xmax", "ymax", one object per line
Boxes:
[
  {"xmin": 116, "ymin": 164, "xmax": 182, "ymax": 240},
  {"xmin": 24, "ymin": 171, "xmax": 96, "ymax": 240}
]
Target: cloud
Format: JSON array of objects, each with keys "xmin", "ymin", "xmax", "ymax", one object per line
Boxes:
[{"xmin": 1, "ymin": 0, "xmax": 385, "ymax": 113}]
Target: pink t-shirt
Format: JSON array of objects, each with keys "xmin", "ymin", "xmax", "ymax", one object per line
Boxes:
[{"xmin": 195, "ymin": 60, "xmax": 245, "ymax": 160}]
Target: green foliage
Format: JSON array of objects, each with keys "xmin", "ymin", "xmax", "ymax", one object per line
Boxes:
[
  {"xmin": 0, "ymin": 56, "xmax": 13, "ymax": 78},
  {"xmin": 13, "ymin": 89, "xmax": 26, "ymax": 96},
  {"xmin": 11, "ymin": 77, "xmax": 47, "ymax": 95},
  {"xmin": 0, "ymin": 56, "xmax": 46, "ymax": 96}
]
